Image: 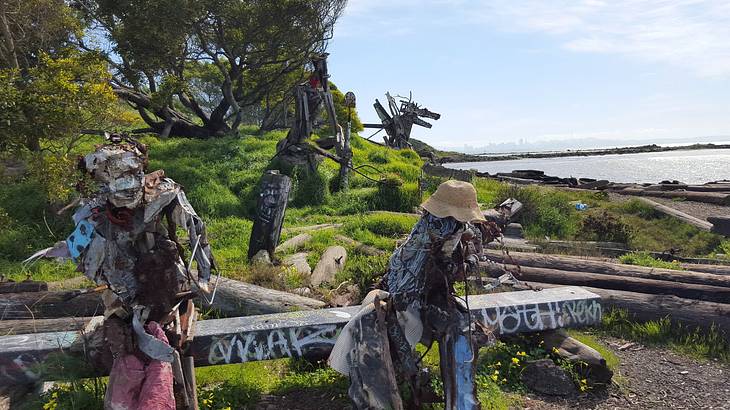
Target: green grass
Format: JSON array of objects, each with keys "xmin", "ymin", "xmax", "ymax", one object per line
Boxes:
[
  {"xmin": 619, "ymin": 251, "xmax": 684, "ymax": 270},
  {"xmin": 599, "ymin": 308, "xmax": 730, "ymax": 363}
]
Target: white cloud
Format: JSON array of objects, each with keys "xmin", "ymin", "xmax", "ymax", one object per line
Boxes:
[{"xmin": 340, "ymin": 0, "xmax": 730, "ymax": 77}]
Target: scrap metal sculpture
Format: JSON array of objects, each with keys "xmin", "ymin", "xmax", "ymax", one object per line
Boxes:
[
  {"xmin": 276, "ymin": 53, "xmax": 342, "ymax": 169},
  {"xmin": 329, "ymin": 180, "xmax": 493, "ymax": 410},
  {"xmin": 26, "ymin": 133, "xmax": 216, "ymax": 409},
  {"xmin": 364, "ymin": 92, "xmax": 441, "ymax": 149}
]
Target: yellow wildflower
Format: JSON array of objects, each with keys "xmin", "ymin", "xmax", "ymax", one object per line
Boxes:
[
  {"xmin": 493, "ymin": 369, "xmax": 500, "ymax": 375},
  {"xmin": 494, "ymin": 361, "xmax": 502, "ymax": 367},
  {"xmin": 511, "ymin": 357, "xmax": 520, "ymax": 364},
  {"xmin": 517, "ymin": 351, "xmax": 527, "ymax": 357},
  {"xmin": 501, "ymin": 378, "xmax": 507, "ymax": 384},
  {"xmin": 490, "ymin": 374, "xmax": 498, "ymax": 382}
]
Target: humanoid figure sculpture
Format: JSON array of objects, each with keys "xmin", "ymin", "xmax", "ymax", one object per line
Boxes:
[
  {"xmin": 29, "ymin": 134, "xmax": 215, "ymax": 409},
  {"xmin": 329, "ymin": 180, "xmax": 489, "ymax": 410}
]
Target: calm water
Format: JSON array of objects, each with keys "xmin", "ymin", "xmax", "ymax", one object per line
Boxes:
[{"xmin": 446, "ymin": 149, "xmax": 730, "ymax": 185}]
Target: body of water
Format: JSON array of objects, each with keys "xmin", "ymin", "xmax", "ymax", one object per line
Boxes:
[{"xmin": 446, "ymin": 149, "xmax": 730, "ymax": 185}]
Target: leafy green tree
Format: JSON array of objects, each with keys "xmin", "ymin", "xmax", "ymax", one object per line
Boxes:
[
  {"xmin": 79, "ymin": 0, "xmax": 347, "ymax": 138},
  {"xmin": 0, "ymin": 51, "xmax": 118, "ymax": 154}
]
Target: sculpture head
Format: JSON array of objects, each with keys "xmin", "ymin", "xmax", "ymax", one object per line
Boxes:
[{"xmin": 83, "ymin": 139, "xmax": 147, "ymax": 209}]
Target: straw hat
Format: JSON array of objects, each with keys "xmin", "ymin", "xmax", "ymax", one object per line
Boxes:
[{"xmin": 421, "ymin": 180, "xmax": 485, "ymax": 222}]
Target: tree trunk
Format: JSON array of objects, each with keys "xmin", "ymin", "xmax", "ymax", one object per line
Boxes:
[
  {"xmin": 483, "ymin": 250, "xmax": 730, "ymax": 286},
  {"xmin": 482, "ymin": 263, "xmax": 730, "ymax": 303},
  {"xmin": 520, "ymin": 282, "xmax": 730, "ymax": 335}
]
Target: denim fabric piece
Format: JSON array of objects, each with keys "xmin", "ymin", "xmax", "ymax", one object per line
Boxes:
[
  {"xmin": 386, "ymin": 212, "xmax": 460, "ymax": 296},
  {"xmin": 66, "ymin": 219, "xmax": 95, "ymax": 262}
]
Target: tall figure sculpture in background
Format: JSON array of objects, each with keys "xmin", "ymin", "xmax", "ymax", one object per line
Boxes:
[
  {"xmin": 363, "ymin": 93, "xmax": 441, "ymax": 149},
  {"xmin": 276, "ymin": 53, "xmax": 342, "ymax": 170},
  {"xmin": 27, "ymin": 133, "xmax": 216, "ymax": 409},
  {"xmin": 329, "ymin": 180, "xmax": 490, "ymax": 410}
]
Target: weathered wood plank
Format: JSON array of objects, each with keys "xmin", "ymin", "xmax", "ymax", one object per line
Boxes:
[
  {"xmin": 210, "ymin": 277, "xmax": 326, "ymax": 317},
  {"xmin": 0, "ymin": 287, "xmax": 601, "ymax": 385},
  {"xmin": 0, "ymin": 290, "xmax": 103, "ymax": 320},
  {"xmin": 637, "ymin": 197, "xmax": 713, "ymax": 231},
  {"xmin": 0, "ymin": 317, "xmax": 97, "ymax": 335},
  {"xmin": 0, "ymin": 281, "xmax": 47, "ymax": 294}
]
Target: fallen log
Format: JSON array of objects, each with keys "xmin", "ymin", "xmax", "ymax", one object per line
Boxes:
[
  {"xmin": 482, "ymin": 263, "xmax": 730, "ymax": 303},
  {"xmin": 209, "ymin": 277, "xmax": 326, "ymax": 317},
  {"xmin": 520, "ymin": 282, "xmax": 730, "ymax": 336},
  {"xmin": 281, "ymin": 223, "xmax": 343, "ymax": 234},
  {"xmin": 677, "ymin": 262, "xmax": 730, "ymax": 276},
  {"xmin": 0, "ymin": 287, "xmax": 602, "ymax": 385},
  {"xmin": 636, "ymin": 197, "xmax": 712, "ymax": 231},
  {"xmin": 483, "ymin": 250, "xmax": 730, "ymax": 286},
  {"xmin": 0, "ymin": 281, "xmax": 47, "ymax": 294},
  {"xmin": 617, "ymin": 188, "xmax": 730, "ymax": 205},
  {"xmin": 0, "ymin": 317, "xmax": 99, "ymax": 335},
  {"xmin": 0, "ymin": 290, "xmax": 103, "ymax": 320}
]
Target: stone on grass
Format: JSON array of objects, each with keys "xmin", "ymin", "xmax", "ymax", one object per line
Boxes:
[
  {"xmin": 276, "ymin": 233, "xmax": 313, "ymax": 254},
  {"xmin": 283, "ymin": 252, "xmax": 312, "ymax": 276},
  {"xmin": 251, "ymin": 249, "xmax": 272, "ymax": 266},
  {"xmin": 521, "ymin": 359, "xmax": 576, "ymax": 396},
  {"xmin": 311, "ymin": 246, "xmax": 347, "ymax": 286}
]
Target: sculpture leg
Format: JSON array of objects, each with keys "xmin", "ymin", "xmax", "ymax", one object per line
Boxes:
[{"xmin": 439, "ymin": 312, "xmax": 480, "ymax": 410}]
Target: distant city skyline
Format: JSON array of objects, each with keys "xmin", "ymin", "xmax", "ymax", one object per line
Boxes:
[{"xmin": 327, "ymin": 1, "xmax": 730, "ymax": 149}]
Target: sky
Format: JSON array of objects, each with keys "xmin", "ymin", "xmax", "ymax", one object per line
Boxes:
[{"xmin": 326, "ymin": 0, "xmax": 730, "ymax": 150}]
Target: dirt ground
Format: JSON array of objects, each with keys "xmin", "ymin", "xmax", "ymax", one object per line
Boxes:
[{"xmin": 254, "ymin": 336, "xmax": 730, "ymax": 410}]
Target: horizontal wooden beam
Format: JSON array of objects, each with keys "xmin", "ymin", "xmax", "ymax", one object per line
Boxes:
[{"xmin": 0, "ymin": 287, "xmax": 601, "ymax": 385}]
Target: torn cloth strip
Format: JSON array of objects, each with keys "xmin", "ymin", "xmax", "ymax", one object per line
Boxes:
[{"xmin": 104, "ymin": 321, "xmax": 175, "ymax": 410}]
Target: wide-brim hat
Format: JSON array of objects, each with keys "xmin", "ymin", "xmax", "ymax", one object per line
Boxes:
[{"xmin": 421, "ymin": 180, "xmax": 485, "ymax": 223}]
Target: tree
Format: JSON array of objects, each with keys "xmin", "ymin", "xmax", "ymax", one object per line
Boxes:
[
  {"xmin": 0, "ymin": 51, "xmax": 118, "ymax": 153},
  {"xmin": 79, "ymin": 0, "xmax": 347, "ymax": 138}
]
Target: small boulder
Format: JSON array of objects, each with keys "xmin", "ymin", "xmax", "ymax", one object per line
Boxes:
[
  {"xmin": 331, "ymin": 284, "xmax": 361, "ymax": 307},
  {"xmin": 311, "ymin": 246, "xmax": 347, "ymax": 286},
  {"xmin": 283, "ymin": 252, "xmax": 312, "ymax": 276},
  {"xmin": 250, "ymin": 249, "xmax": 272, "ymax": 266},
  {"xmin": 276, "ymin": 233, "xmax": 313, "ymax": 253},
  {"xmin": 521, "ymin": 359, "xmax": 576, "ymax": 396}
]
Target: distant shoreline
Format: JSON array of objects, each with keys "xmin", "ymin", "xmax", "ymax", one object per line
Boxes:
[{"xmin": 437, "ymin": 143, "xmax": 730, "ymax": 163}]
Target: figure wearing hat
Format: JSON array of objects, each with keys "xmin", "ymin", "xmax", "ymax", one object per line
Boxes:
[
  {"xmin": 329, "ymin": 180, "xmax": 488, "ymax": 410},
  {"xmin": 27, "ymin": 134, "xmax": 216, "ymax": 409}
]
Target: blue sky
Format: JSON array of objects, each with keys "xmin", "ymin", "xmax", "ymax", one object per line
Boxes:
[{"xmin": 326, "ymin": 0, "xmax": 730, "ymax": 149}]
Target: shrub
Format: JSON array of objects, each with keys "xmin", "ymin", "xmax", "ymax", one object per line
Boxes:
[
  {"xmin": 577, "ymin": 210, "xmax": 633, "ymax": 244},
  {"xmin": 373, "ymin": 174, "xmax": 420, "ymax": 213},
  {"xmin": 291, "ymin": 167, "xmax": 330, "ymax": 207},
  {"xmin": 495, "ymin": 185, "xmax": 578, "ymax": 239}
]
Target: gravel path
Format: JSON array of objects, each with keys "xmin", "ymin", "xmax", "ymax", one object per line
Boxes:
[
  {"xmin": 607, "ymin": 192, "xmax": 730, "ymax": 223},
  {"xmin": 523, "ymin": 337, "xmax": 730, "ymax": 410}
]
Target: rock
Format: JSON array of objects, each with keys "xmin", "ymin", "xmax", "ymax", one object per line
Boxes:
[
  {"xmin": 291, "ymin": 287, "xmax": 312, "ymax": 296},
  {"xmin": 283, "ymin": 252, "xmax": 312, "ymax": 276},
  {"xmin": 542, "ymin": 329, "xmax": 613, "ymax": 384},
  {"xmin": 276, "ymin": 233, "xmax": 313, "ymax": 253},
  {"xmin": 311, "ymin": 246, "xmax": 347, "ymax": 286},
  {"xmin": 251, "ymin": 249, "xmax": 272, "ymax": 266},
  {"xmin": 331, "ymin": 284, "xmax": 361, "ymax": 307},
  {"xmin": 521, "ymin": 359, "xmax": 577, "ymax": 396}
]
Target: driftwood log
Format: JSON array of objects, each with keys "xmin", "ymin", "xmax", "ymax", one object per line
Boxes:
[
  {"xmin": 483, "ymin": 250, "xmax": 730, "ymax": 286},
  {"xmin": 0, "ymin": 290, "xmax": 104, "ymax": 320},
  {"xmin": 521, "ymin": 282, "xmax": 730, "ymax": 335},
  {"xmin": 209, "ymin": 277, "xmax": 325, "ymax": 316},
  {"xmin": 0, "ymin": 316, "xmax": 98, "ymax": 335},
  {"xmin": 617, "ymin": 188, "xmax": 730, "ymax": 205},
  {"xmin": 637, "ymin": 197, "xmax": 713, "ymax": 231},
  {"xmin": 482, "ymin": 263, "xmax": 730, "ymax": 303},
  {"xmin": 0, "ymin": 281, "xmax": 48, "ymax": 294}
]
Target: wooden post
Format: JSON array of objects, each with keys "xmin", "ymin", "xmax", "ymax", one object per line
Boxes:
[
  {"xmin": 339, "ymin": 91, "xmax": 356, "ymax": 192},
  {"xmin": 248, "ymin": 170, "xmax": 291, "ymax": 261}
]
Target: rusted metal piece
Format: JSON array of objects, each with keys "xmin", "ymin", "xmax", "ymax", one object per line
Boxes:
[{"xmin": 365, "ymin": 92, "xmax": 441, "ymax": 149}]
